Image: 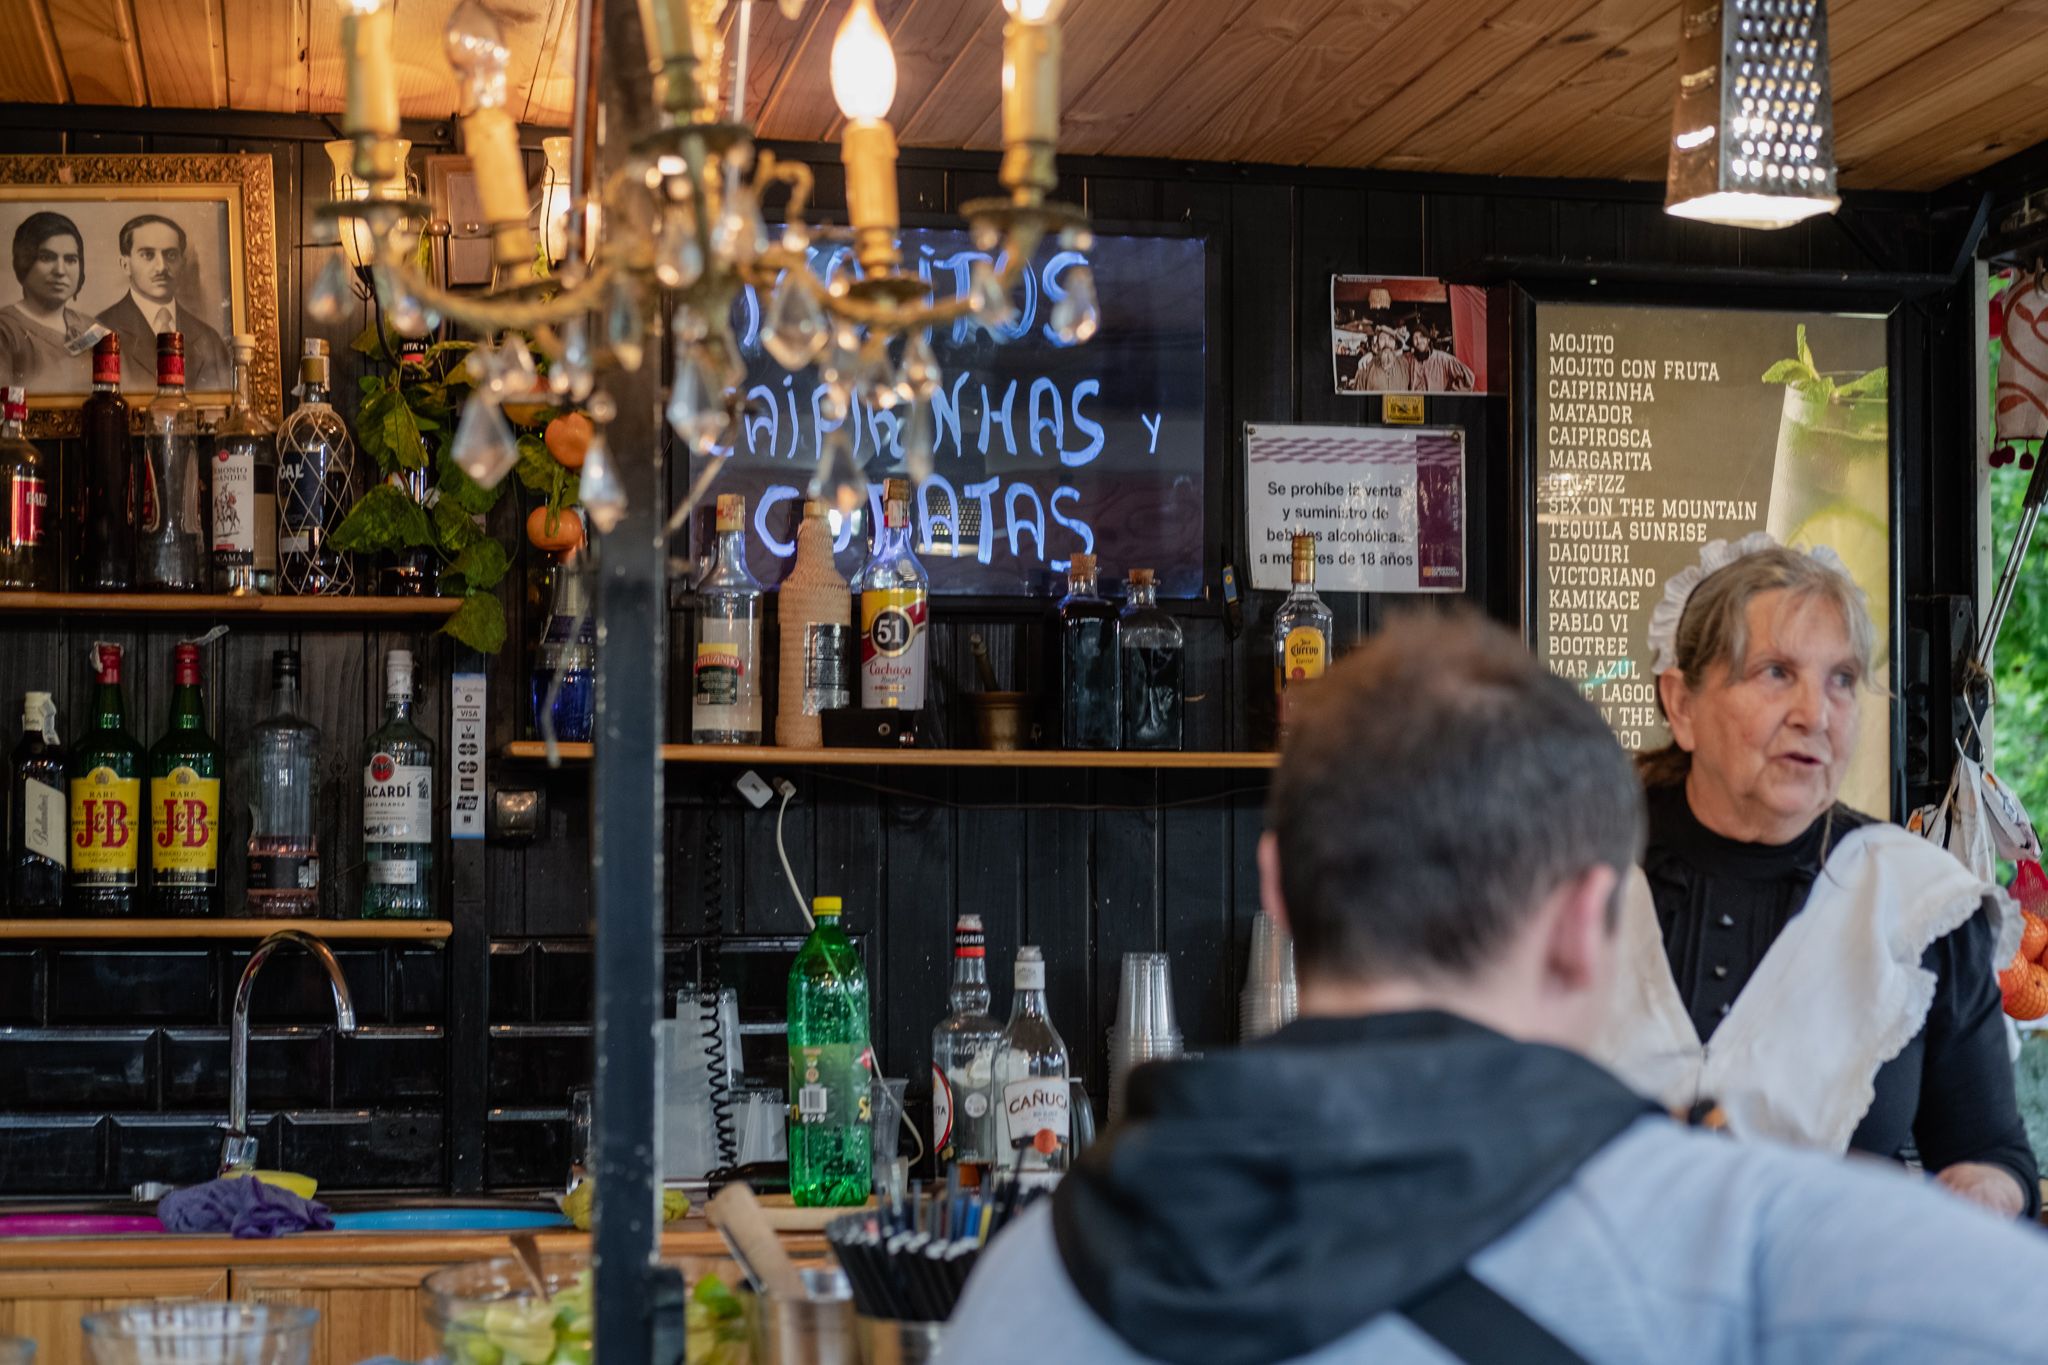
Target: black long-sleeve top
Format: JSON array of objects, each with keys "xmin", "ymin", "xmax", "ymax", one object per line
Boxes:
[{"xmin": 1644, "ymin": 782, "xmax": 2040, "ymax": 1215}]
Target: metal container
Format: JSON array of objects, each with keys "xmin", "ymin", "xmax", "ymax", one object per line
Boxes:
[{"xmin": 756, "ymin": 1267, "xmax": 857, "ymax": 1365}]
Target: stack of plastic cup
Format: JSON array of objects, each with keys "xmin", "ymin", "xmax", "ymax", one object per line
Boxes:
[
  {"xmin": 1239, "ymin": 911, "xmax": 1298, "ymax": 1041},
  {"xmin": 1108, "ymin": 952, "xmax": 1183, "ymax": 1124}
]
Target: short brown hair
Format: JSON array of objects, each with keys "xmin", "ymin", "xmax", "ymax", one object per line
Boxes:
[{"xmin": 1268, "ymin": 607, "xmax": 1642, "ymax": 983}]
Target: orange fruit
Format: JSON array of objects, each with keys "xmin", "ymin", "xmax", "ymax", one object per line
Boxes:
[
  {"xmin": 2022, "ymin": 911, "xmax": 2048, "ymax": 963},
  {"xmin": 545, "ymin": 412, "xmax": 594, "ymax": 470},
  {"xmin": 527, "ymin": 505, "xmax": 586, "ymax": 553},
  {"xmin": 2003, "ymin": 956, "xmax": 2048, "ymax": 1022}
]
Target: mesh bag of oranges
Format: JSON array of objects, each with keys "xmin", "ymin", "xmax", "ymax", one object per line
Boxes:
[{"xmin": 1998, "ymin": 860, "xmax": 2048, "ymax": 1020}]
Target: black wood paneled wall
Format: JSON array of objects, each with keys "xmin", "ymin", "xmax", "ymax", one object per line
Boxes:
[{"xmin": 0, "ymin": 105, "xmax": 1975, "ymax": 1194}]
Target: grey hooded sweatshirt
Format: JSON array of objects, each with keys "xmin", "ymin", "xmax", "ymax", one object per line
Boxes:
[{"xmin": 937, "ymin": 1012, "xmax": 2048, "ymax": 1365}]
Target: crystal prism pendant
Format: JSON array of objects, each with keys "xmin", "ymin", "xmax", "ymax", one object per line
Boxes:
[
  {"xmin": 549, "ymin": 317, "xmax": 595, "ymax": 401},
  {"xmin": 903, "ymin": 400, "xmax": 936, "ymax": 487},
  {"xmin": 712, "ymin": 184, "xmax": 768, "ymax": 265},
  {"xmin": 308, "ymin": 250, "xmax": 353, "ymax": 324},
  {"xmin": 451, "ymin": 395, "xmax": 520, "ymax": 489},
  {"xmin": 807, "ymin": 428, "xmax": 866, "ymax": 518},
  {"xmin": 666, "ymin": 340, "xmax": 728, "ymax": 455},
  {"xmin": 578, "ymin": 432, "xmax": 627, "ymax": 534},
  {"xmin": 894, "ymin": 330, "xmax": 941, "ymax": 406},
  {"xmin": 605, "ymin": 277, "xmax": 645, "ymax": 372},
  {"xmin": 858, "ymin": 344, "xmax": 900, "ymax": 411},
  {"xmin": 761, "ymin": 275, "xmax": 828, "ymax": 371},
  {"xmin": 655, "ymin": 208, "xmax": 705, "ymax": 288},
  {"xmin": 1052, "ymin": 263, "xmax": 1101, "ymax": 345},
  {"xmin": 971, "ymin": 259, "xmax": 1017, "ymax": 331}
]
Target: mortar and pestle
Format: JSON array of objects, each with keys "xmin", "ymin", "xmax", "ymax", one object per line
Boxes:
[{"xmin": 967, "ymin": 634, "xmax": 1036, "ymax": 751}]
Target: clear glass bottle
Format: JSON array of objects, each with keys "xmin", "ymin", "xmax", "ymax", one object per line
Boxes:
[
  {"xmin": 692, "ymin": 493, "xmax": 764, "ymax": 744},
  {"xmin": 361, "ymin": 648, "xmax": 434, "ymax": 918},
  {"xmin": 211, "ymin": 333, "xmax": 278, "ymax": 594},
  {"xmin": 1274, "ymin": 532, "xmax": 1334, "ymax": 736},
  {"xmin": 148, "ymin": 642, "xmax": 222, "ymax": 917},
  {"xmin": 9, "ymin": 691, "xmax": 66, "ymax": 916},
  {"xmin": 277, "ymin": 339, "xmax": 359, "ymax": 596},
  {"xmin": 67, "ymin": 643, "xmax": 142, "ymax": 917},
  {"xmin": 932, "ymin": 913, "xmax": 1003, "ymax": 1171},
  {"xmin": 854, "ymin": 478, "xmax": 928, "ymax": 711},
  {"xmin": 77, "ymin": 334, "xmax": 134, "ymax": 591},
  {"xmin": 136, "ymin": 332, "xmax": 206, "ymax": 592},
  {"xmin": 775, "ymin": 499, "xmax": 852, "ymax": 748},
  {"xmin": 0, "ymin": 386, "xmax": 55, "ymax": 590},
  {"xmin": 1056, "ymin": 553, "xmax": 1120, "ymax": 749},
  {"xmin": 992, "ymin": 945, "xmax": 1071, "ymax": 1187},
  {"xmin": 787, "ymin": 895, "xmax": 872, "ymax": 1207},
  {"xmin": 531, "ymin": 553, "xmax": 596, "ymax": 743},
  {"xmin": 246, "ymin": 649, "xmax": 321, "ymax": 916},
  {"xmin": 1119, "ymin": 568, "xmax": 1184, "ymax": 751}
]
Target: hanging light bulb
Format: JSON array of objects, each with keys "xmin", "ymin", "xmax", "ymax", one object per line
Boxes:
[
  {"xmin": 830, "ymin": 0, "xmax": 897, "ymax": 122},
  {"xmin": 444, "ymin": 0, "xmax": 538, "ymax": 276},
  {"xmin": 307, "ymin": 249, "xmax": 354, "ymax": 323},
  {"xmin": 1050, "ymin": 261, "xmax": 1099, "ymax": 345},
  {"xmin": 450, "ymin": 392, "xmax": 520, "ymax": 487},
  {"xmin": 578, "ymin": 430, "xmax": 627, "ymax": 534},
  {"xmin": 999, "ymin": 0, "xmax": 1066, "ymax": 19}
]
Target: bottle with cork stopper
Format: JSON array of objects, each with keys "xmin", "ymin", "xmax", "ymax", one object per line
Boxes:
[
  {"xmin": 777, "ymin": 499, "xmax": 852, "ymax": 747},
  {"xmin": 1055, "ymin": 551, "xmax": 1120, "ymax": 748},
  {"xmin": 693, "ymin": 493, "xmax": 764, "ymax": 744}
]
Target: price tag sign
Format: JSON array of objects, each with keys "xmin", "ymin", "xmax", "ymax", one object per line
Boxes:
[{"xmin": 451, "ymin": 671, "xmax": 486, "ymax": 840}]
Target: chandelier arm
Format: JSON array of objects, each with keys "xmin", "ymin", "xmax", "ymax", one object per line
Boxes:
[{"xmin": 367, "ymin": 255, "xmax": 619, "ymax": 334}]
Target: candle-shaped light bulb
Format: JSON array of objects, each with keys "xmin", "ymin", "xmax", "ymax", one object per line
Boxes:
[
  {"xmin": 339, "ymin": 0, "xmax": 399, "ymax": 178},
  {"xmin": 831, "ymin": 0, "xmax": 897, "ymax": 122},
  {"xmin": 999, "ymin": 0, "xmax": 1065, "ymax": 19},
  {"xmin": 444, "ymin": 0, "xmax": 535, "ymax": 272},
  {"xmin": 444, "ymin": 0, "xmax": 510, "ymax": 114}
]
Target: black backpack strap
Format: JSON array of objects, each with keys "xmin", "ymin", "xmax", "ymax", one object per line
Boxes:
[{"xmin": 1402, "ymin": 1267, "xmax": 1589, "ymax": 1365}]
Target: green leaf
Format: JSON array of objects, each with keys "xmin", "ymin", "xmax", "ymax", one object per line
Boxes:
[
  {"xmin": 1761, "ymin": 359, "xmax": 1814, "ymax": 386},
  {"xmin": 433, "ymin": 497, "xmax": 487, "ymax": 555},
  {"xmin": 330, "ymin": 482, "xmax": 433, "ymax": 553},
  {"xmin": 383, "ymin": 397, "xmax": 430, "ymax": 471},
  {"xmin": 1835, "ymin": 366, "xmax": 1889, "ymax": 400},
  {"xmin": 452, "ymin": 538, "xmax": 510, "ymax": 592},
  {"xmin": 352, "ymin": 320, "xmax": 395, "ymax": 359},
  {"xmin": 515, "ymin": 433, "xmax": 558, "ymax": 494},
  {"xmin": 442, "ymin": 591, "xmax": 507, "ymax": 654},
  {"xmin": 434, "ymin": 449, "xmax": 502, "ymax": 517},
  {"xmin": 1795, "ymin": 323, "xmax": 1814, "ymax": 375}
]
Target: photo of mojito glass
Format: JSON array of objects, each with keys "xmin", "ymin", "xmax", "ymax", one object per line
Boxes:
[{"xmin": 1763, "ymin": 331, "xmax": 1890, "ymax": 814}]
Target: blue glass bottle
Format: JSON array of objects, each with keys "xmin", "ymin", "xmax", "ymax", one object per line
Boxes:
[{"xmin": 531, "ymin": 555, "xmax": 595, "ymax": 743}]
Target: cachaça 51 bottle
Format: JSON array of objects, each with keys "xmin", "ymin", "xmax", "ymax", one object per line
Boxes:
[
  {"xmin": 692, "ymin": 493, "xmax": 764, "ymax": 744},
  {"xmin": 1274, "ymin": 532, "xmax": 1333, "ymax": 736},
  {"xmin": 362, "ymin": 648, "xmax": 434, "ymax": 918},
  {"xmin": 855, "ymin": 478, "xmax": 928, "ymax": 711},
  {"xmin": 788, "ymin": 895, "xmax": 872, "ymax": 1207},
  {"xmin": 148, "ymin": 642, "xmax": 222, "ymax": 916},
  {"xmin": 68, "ymin": 643, "xmax": 143, "ymax": 916},
  {"xmin": 245, "ymin": 649, "xmax": 321, "ymax": 915},
  {"xmin": 76, "ymin": 333, "xmax": 134, "ymax": 591},
  {"xmin": 0, "ymin": 386, "xmax": 56, "ymax": 590},
  {"xmin": 9, "ymin": 691, "xmax": 66, "ymax": 915}
]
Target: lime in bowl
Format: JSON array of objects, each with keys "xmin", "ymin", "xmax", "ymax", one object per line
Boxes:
[{"xmin": 424, "ymin": 1253, "xmax": 592, "ymax": 1365}]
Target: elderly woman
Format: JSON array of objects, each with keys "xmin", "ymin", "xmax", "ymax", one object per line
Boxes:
[
  {"xmin": 0, "ymin": 211, "xmax": 107, "ymax": 390},
  {"xmin": 1598, "ymin": 534, "xmax": 2038, "ymax": 1217}
]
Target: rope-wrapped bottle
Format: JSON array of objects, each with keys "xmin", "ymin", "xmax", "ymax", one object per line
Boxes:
[{"xmin": 777, "ymin": 501, "xmax": 853, "ymax": 747}]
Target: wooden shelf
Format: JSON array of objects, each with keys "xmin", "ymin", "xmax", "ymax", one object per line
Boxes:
[
  {"xmin": 0, "ymin": 592, "xmax": 462, "ymax": 619},
  {"xmin": 503, "ymin": 741, "xmax": 1278, "ymax": 770},
  {"xmin": 0, "ymin": 918, "xmax": 452, "ymax": 941}
]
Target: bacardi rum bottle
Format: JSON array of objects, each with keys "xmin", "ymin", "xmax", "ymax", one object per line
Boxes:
[
  {"xmin": 76, "ymin": 334, "xmax": 134, "ymax": 590},
  {"xmin": 931, "ymin": 914, "xmax": 1002, "ymax": 1171},
  {"xmin": 9, "ymin": 691, "xmax": 66, "ymax": 915},
  {"xmin": 854, "ymin": 479, "xmax": 928, "ymax": 711},
  {"xmin": 361, "ymin": 649, "xmax": 434, "ymax": 918},
  {"xmin": 0, "ymin": 387, "xmax": 55, "ymax": 589},
  {"xmin": 67, "ymin": 644, "xmax": 142, "ymax": 916},
  {"xmin": 136, "ymin": 332, "xmax": 207, "ymax": 592},
  {"xmin": 211, "ymin": 333, "xmax": 278, "ymax": 594},
  {"xmin": 246, "ymin": 649, "xmax": 321, "ymax": 916},
  {"xmin": 148, "ymin": 643, "xmax": 222, "ymax": 916},
  {"xmin": 992, "ymin": 945, "xmax": 1071, "ymax": 1187},
  {"xmin": 1274, "ymin": 532, "xmax": 1333, "ymax": 735},
  {"xmin": 692, "ymin": 493, "xmax": 764, "ymax": 744},
  {"xmin": 787, "ymin": 895, "xmax": 872, "ymax": 1207}
]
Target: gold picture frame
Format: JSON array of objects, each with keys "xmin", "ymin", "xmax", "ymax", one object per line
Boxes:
[{"xmin": 0, "ymin": 153, "xmax": 280, "ymax": 438}]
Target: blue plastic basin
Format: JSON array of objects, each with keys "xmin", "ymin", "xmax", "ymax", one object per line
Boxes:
[{"xmin": 328, "ymin": 1208, "xmax": 569, "ymax": 1232}]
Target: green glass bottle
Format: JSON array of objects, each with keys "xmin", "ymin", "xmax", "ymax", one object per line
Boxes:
[
  {"xmin": 787, "ymin": 895, "xmax": 872, "ymax": 1207},
  {"xmin": 149, "ymin": 642, "xmax": 222, "ymax": 916},
  {"xmin": 67, "ymin": 643, "xmax": 143, "ymax": 916}
]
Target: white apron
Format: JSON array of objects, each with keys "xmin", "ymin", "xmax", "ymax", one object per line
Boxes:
[{"xmin": 1594, "ymin": 823, "xmax": 2010, "ymax": 1153}]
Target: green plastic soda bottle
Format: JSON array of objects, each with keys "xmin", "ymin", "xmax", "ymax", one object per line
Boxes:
[{"xmin": 787, "ymin": 895, "xmax": 873, "ymax": 1206}]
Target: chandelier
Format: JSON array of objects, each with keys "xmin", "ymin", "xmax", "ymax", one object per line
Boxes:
[{"xmin": 316, "ymin": 0, "xmax": 1094, "ymax": 531}]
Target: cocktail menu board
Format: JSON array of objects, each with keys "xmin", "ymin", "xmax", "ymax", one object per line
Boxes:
[{"xmin": 1528, "ymin": 301, "xmax": 1891, "ymax": 812}]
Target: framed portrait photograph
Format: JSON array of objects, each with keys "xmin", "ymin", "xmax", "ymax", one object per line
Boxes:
[
  {"xmin": 0, "ymin": 153, "xmax": 280, "ymax": 436},
  {"xmin": 1330, "ymin": 275, "xmax": 1490, "ymax": 396}
]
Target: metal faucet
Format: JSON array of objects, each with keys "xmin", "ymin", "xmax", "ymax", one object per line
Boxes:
[{"xmin": 219, "ymin": 930, "xmax": 358, "ymax": 1178}]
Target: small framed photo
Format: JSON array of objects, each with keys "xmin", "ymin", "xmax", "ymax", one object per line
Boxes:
[
  {"xmin": 0, "ymin": 153, "xmax": 281, "ymax": 436},
  {"xmin": 427, "ymin": 155, "xmax": 495, "ymax": 290}
]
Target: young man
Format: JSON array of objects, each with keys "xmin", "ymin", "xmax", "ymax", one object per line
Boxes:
[
  {"xmin": 939, "ymin": 610, "xmax": 2048, "ymax": 1365},
  {"xmin": 97, "ymin": 214, "xmax": 230, "ymax": 392}
]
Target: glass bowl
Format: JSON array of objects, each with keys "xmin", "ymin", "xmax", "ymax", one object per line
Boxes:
[
  {"xmin": 424, "ymin": 1253, "xmax": 591, "ymax": 1365},
  {"xmin": 80, "ymin": 1301, "xmax": 316, "ymax": 1365}
]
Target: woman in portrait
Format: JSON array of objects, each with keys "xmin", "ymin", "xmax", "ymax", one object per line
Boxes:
[{"xmin": 0, "ymin": 211, "xmax": 109, "ymax": 392}]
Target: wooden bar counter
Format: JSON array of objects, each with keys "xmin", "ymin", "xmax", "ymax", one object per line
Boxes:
[{"xmin": 0, "ymin": 1224, "xmax": 818, "ymax": 1365}]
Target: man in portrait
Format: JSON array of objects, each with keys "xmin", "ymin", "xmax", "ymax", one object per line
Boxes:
[
  {"xmin": 1354, "ymin": 327, "xmax": 1413, "ymax": 393},
  {"xmin": 98, "ymin": 213, "xmax": 230, "ymax": 391},
  {"xmin": 0, "ymin": 211, "xmax": 110, "ymax": 392},
  {"xmin": 1408, "ymin": 324, "xmax": 1476, "ymax": 393}
]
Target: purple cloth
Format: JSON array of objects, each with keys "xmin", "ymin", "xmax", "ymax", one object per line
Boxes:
[{"xmin": 158, "ymin": 1177, "xmax": 333, "ymax": 1239}]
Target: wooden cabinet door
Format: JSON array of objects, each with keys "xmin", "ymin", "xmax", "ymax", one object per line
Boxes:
[
  {"xmin": 231, "ymin": 1265, "xmax": 440, "ymax": 1365},
  {"xmin": 0, "ymin": 1268, "xmax": 228, "ymax": 1365}
]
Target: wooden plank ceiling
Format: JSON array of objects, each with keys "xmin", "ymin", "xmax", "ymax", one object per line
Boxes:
[{"xmin": 0, "ymin": 0, "xmax": 2042, "ymax": 191}]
